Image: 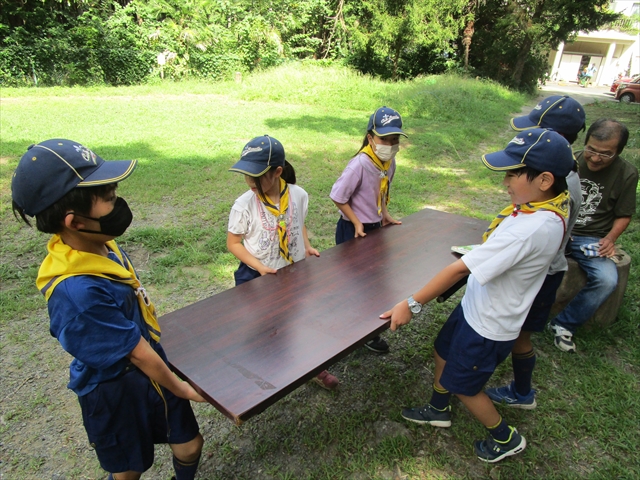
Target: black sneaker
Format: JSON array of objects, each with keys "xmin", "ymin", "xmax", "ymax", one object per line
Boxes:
[
  {"xmin": 474, "ymin": 426, "xmax": 526, "ymax": 463},
  {"xmin": 364, "ymin": 335, "xmax": 389, "ymax": 353},
  {"xmin": 401, "ymin": 404, "xmax": 451, "ymax": 427}
]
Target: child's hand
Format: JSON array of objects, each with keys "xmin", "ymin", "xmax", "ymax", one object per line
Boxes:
[
  {"xmin": 382, "ymin": 214, "xmax": 402, "ymax": 227},
  {"xmin": 257, "ymin": 264, "xmax": 278, "ymax": 276},
  {"xmin": 182, "ymin": 383, "xmax": 207, "ymax": 403},
  {"xmin": 380, "ymin": 299, "xmax": 412, "ymax": 331},
  {"xmin": 305, "ymin": 246, "xmax": 320, "ymax": 257},
  {"xmin": 354, "ymin": 221, "xmax": 366, "ymax": 238}
]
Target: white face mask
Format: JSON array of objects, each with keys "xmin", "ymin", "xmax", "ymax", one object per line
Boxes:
[{"xmin": 373, "ymin": 143, "xmax": 399, "ymax": 161}]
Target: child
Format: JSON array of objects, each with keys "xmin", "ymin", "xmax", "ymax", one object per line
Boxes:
[
  {"xmin": 11, "ymin": 139, "xmax": 205, "ymax": 479},
  {"xmin": 485, "ymin": 95, "xmax": 584, "ymax": 407},
  {"xmin": 226, "ymin": 135, "xmax": 337, "ymax": 390},
  {"xmin": 381, "ymin": 128, "xmax": 574, "ymax": 462},
  {"xmin": 330, "ymin": 106, "xmax": 407, "ymax": 353}
]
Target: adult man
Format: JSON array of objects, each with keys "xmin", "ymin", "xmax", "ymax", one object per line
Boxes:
[{"xmin": 550, "ymin": 118, "xmax": 638, "ymax": 352}]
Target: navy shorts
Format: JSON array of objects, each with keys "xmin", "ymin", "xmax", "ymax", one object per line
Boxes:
[
  {"xmin": 335, "ymin": 217, "xmax": 381, "ymax": 245},
  {"xmin": 521, "ymin": 271, "xmax": 565, "ymax": 332},
  {"xmin": 234, "ymin": 262, "xmax": 261, "ymax": 286},
  {"xmin": 434, "ymin": 303, "xmax": 515, "ymax": 396},
  {"xmin": 79, "ymin": 365, "xmax": 200, "ymax": 473}
]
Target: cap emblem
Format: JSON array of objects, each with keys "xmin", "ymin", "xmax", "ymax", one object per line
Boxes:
[
  {"xmin": 509, "ymin": 136, "xmax": 526, "ymax": 145},
  {"xmin": 241, "ymin": 146, "xmax": 263, "ymax": 157},
  {"xmin": 380, "ymin": 114, "xmax": 400, "ymax": 126},
  {"xmin": 73, "ymin": 144, "xmax": 98, "ymax": 164},
  {"xmin": 533, "ymin": 103, "xmax": 543, "ymax": 110}
]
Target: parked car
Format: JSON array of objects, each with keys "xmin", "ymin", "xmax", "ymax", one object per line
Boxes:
[
  {"xmin": 615, "ymin": 77, "xmax": 640, "ymax": 103},
  {"xmin": 610, "ymin": 74, "xmax": 639, "ymax": 93}
]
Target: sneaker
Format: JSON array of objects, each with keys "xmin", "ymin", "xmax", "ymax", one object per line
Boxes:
[
  {"xmin": 311, "ymin": 370, "xmax": 339, "ymax": 390},
  {"xmin": 485, "ymin": 382, "xmax": 537, "ymax": 410},
  {"xmin": 550, "ymin": 323, "xmax": 576, "ymax": 353},
  {"xmin": 364, "ymin": 335, "xmax": 389, "ymax": 353},
  {"xmin": 474, "ymin": 427, "xmax": 526, "ymax": 463},
  {"xmin": 401, "ymin": 404, "xmax": 451, "ymax": 427}
]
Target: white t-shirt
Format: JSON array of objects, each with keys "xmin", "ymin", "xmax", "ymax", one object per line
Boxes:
[
  {"xmin": 461, "ymin": 210, "xmax": 565, "ymax": 341},
  {"xmin": 228, "ymin": 184, "xmax": 309, "ymax": 270}
]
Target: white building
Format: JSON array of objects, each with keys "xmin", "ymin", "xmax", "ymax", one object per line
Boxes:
[{"xmin": 548, "ymin": 1, "xmax": 639, "ymax": 85}]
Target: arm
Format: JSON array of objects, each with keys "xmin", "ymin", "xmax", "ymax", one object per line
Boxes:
[
  {"xmin": 598, "ymin": 216, "xmax": 632, "ymax": 257},
  {"xmin": 380, "ymin": 259, "xmax": 471, "ymax": 331},
  {"xmin": 128, "ymin": 336, "xmax": 205, "ymax": 402},
  {"xmin": 227, "ymin": 231, "xmax": 277, "ymax": 275},
  {"xmin": 303, "ymin": 226, "xmax": 320, "ymax": 258},
  {"xmin": 381, "ymin": 199, "xmax": 401, "ymax": 227},
  {"xmin": 332, "ymin": 200, "xmax": 366, "ymax": 238}
]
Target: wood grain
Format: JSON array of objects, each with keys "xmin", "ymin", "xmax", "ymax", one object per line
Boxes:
[{"xmin": 160, "ymin": 208, "xmax": 487, "ymax": 424}]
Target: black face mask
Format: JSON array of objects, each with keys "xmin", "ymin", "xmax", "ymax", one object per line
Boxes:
[{"xmin": 73, "ymin": 197, "xmax": 133, "ymax": 237}]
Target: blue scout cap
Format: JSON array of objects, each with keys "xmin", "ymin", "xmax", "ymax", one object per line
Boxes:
[
  {"xmin": 229, "ymin": 135, "xmax": 285, "ymax": 177},
  {"xmin": 482, "ymin": 128, "xmax": 574, "ymax": 178},
  {"xmin": 11, "ymin": 139, "xmax": 137, "ymax": 216},
  {"xmin": 511, "ymin": 95, "xmax": 586, "ymax": 136},
  {"xmin": 367, "ymin": 106, "xmax": 408, "ymax": 137}
]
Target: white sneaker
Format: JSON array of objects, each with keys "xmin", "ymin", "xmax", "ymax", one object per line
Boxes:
[{"xmin": 550, "ymin": 323, "xmax": 576, "ymax": 353}]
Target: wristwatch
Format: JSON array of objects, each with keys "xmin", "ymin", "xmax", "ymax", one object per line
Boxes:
[{"xmin": 407, "ymin": 295, "xmax": 422, "ymax": 315}]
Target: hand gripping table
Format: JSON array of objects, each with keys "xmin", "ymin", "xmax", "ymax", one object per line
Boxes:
[{"xmin": 160, "ymin": 208, "xmax": 487, "ymax": 424}]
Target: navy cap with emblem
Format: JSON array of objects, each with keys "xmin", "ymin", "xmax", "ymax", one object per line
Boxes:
[
  {"xmin": 367, "ymin": 106, "xmax": 408, "ymax": 137},
  {"xmin": 11, "ymin": 139, "xmax": 137, "ymax": 216},
  {"xmin": 482, "ymin": 128, "xmax": 574, "ymax": 178},
  {"xmin": 511, "ymin": 95, "xmax": 586, "ymax": 136},
  {"xmin": 229, "ymin": 135, "xmax": 285, "ymax": 177}
]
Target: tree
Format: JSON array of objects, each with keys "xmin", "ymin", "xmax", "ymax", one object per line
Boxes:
[{"xmin": 469, "ymin": 0, "xmax": 618, "ymax": 91}]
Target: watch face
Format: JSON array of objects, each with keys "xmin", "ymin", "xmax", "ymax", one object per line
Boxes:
[{"xmin": 410, "ymin": 304, "xmax": 421, "ymax": 314}]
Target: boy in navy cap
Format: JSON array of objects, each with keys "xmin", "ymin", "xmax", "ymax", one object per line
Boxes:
[
  {"xmin": 485, "ymin": 95, "xmax": 584, "ymax": 408},
  {"xmin": 381, "ymin": 129, "xmax": 574, "ymax": 462},
  {"xmin": 12, "ymin": 139, "xmax": 205, "ymax": 479}
]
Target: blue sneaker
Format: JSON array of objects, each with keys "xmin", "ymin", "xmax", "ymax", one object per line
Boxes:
[
  {"xmin": 401, "ymin": 404, "xmax": 451, "ymax": 427},
  {"xmin": 485, "ymin": 382, "xmax": 537, "ymax": 410},
  {"xmin": 474, "ymin": 426, "xmax": 526, "ymax": 463}
]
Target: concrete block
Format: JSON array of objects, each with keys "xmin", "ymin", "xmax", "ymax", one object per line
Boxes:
[{"xmin": 550, "ymin": 249, "xmax": 631, "ymax": 328}]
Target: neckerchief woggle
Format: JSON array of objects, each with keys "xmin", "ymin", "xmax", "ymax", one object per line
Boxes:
[
  {"xmin": 482, "ymin": 191, "xmax": 570, "ymax": 243},
  {"xmin": 257, "ymin": 177, "xmax": 293, "ymax": 264},
  {"xmin": 36, "ymin": 235, "xmax": 161, "ymax": 342},
  {"xmin": 360, "ymin": 144, "xmax": 391, "ymax": 216}
]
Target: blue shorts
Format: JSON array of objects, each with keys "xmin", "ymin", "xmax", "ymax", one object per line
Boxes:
[
  {"xmin": 434, "ymin": 304, "xmax": 515, "ymax": 396},
  {"xmin": 522, "ymin": 271, "xmax": 565, "ymax": 332},
  {"xmin": 79, "ymin": 364, "xmax": 200, "ymax": 473},
  {"xmin": 234, "ymin": 262, "xmax": 261, "ymax": 286},
  {"xmin": 335, "ymin": 217, "xmax": 381, "ymax": 245}
]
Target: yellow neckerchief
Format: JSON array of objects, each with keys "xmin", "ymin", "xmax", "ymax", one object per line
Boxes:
[
  {"xmin": 36, "ymin": 235, "xmax": 161, "ymax": 342},
  {"xmin": 257, "ymin": 177, "xmax": 293, "ymax": 264},
  {"xmin": 360, "ymin": 144, "xmax": 391, "ymax": 216},
  {"xmin": 482, "ymin": 191, "xmax": 570, "ymax": 243}
]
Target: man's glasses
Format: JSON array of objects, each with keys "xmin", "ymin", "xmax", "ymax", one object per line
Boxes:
[{"xmin": 584, "ymin": 146, "xmax": 616, "ymax": 160}]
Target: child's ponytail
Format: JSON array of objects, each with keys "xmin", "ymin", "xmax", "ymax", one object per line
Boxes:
[{"xmin": 282, "ymin": 160, "xmax": 297, "ymax": 185}]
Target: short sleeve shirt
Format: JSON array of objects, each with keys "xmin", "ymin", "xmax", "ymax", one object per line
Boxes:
[
  {"xmin": 228, "ymin": 183, "xmax": 309, "ymax": 270},
  {"xmin": 330, "ymin": 152, "xmax": 397, "ymax": 224},
  {"xmin": 461, "ymin": 211, "xmax": 564, "ymax": 341},
  {"xmin": 573, "ymin": 152, "xmax": 638, "ymax": 238},
  {"xmin": 47, "ymin": 251, "xmax": 155, "ymax": 396}
]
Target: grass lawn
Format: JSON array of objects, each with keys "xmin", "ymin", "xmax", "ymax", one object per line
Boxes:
[{"xmin": 1, "ymin": 64, "xmax": 638, "ymax": 479}]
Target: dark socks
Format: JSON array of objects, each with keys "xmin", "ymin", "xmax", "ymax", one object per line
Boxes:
[
  {"xmin": 488, "ymin": 416, "xmax": 511, "ymax": 443},
  {"xmin": 173, "ymin": 453, "xmax": 201, "ymax": 480},
  {"xmin": 428, "ymin": 383, "xmax": 451, "ymax": 411},
  {"xmin": 512, "ymin": 349, "xmax": 536, "ymax": 396}
]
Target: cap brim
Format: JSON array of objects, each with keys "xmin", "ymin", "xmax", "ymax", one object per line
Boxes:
[
  {"xmin": 229, "ymin": 160, "xmax": 271, "ymax": 177},
  {"xmin": 77, "ymin": 159, "xmax": 137, "ymax": 187},
  {"xmin": 510, "ymin": 115, "xmax": 537, "ymax": 131},
  {"xmin": 482, "ymin": 151, "xmax": 524, "ymax": 171},
  {"xmin": 372, "ymin": 127, "xmax": 408, "ymax": 137}
]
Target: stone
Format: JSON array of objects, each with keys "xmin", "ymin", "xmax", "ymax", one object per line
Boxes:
[{"xmin": 550, "ymin": 249, "xmax": 631, "ymax": 328}]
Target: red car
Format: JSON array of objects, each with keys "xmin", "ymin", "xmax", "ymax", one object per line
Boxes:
[
  {"xmin": 615, "ymin": 76, "xmax": 640, "ymax": 103},
  {"xmin": 610, "ymin": 74, "xmax": 640, "ymax": 92}
]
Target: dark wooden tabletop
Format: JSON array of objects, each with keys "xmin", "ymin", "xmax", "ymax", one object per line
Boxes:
[{"xmin": 160, "ymin": 208, "xmax": 488, "ymax": 424}]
